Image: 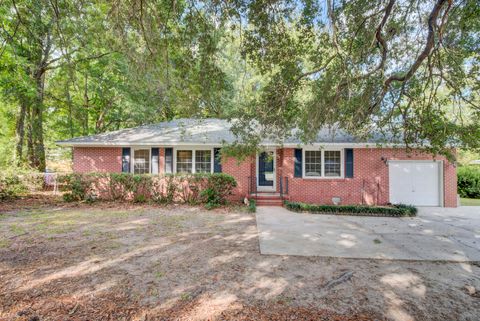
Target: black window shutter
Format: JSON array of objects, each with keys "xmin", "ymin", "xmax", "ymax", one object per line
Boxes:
[
  {"xmin": 151, "ymin": 148, "xmax": 159, "ymax": 174},
  {"xmin": 213, "ymin": 148, "xmax": 222, "ymax": 173},
  {"xmin": 294, "ymin": 148, "xmax": 302, "ymax": 177},
  {"xmin": 345, "ymin": 148, "xmax": 354, "ymax": 178},
  {"xmin": 165, "ymin": 148, "xmax": 173, "ymax": 173},
  {"xmin": 122, "ymin": 147, "xmax": 131, "ymax": 173}
]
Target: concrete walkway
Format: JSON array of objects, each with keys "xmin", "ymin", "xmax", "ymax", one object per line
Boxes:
[{"xmin": 256, "ymin": 206, "xmax": 480, "ymax": 261}]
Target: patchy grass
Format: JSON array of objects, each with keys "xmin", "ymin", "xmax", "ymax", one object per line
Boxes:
[
  {"xmin": 0, "ymin": 204, "xmax": 478, "ymax": 321},
  {"xmin": 461, "ymin": 198, "xmax": 480, "ymax": 206},
  {"xmin": 155, "ymin": 271, "xmax": 165, "ymax": 279},
  {"xmin": 180, "ymin": 292, "xmax": 192, "ymax": 301},
  {"xmin": 0, "ymin": 239, "xmax": 10, "ymax": 248},
  {"xmin": 9, "ymin": 224, "xmax": 26, "ymax": 235}
]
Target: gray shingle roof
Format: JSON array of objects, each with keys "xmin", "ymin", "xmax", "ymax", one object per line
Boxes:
[{"xmin": 56, "ymin": 118, "xmax": 394, "ymax": 147}]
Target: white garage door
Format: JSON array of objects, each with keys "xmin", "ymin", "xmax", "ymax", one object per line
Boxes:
[{"xmin": 389, "ymin": 161, "xmax": 442, "ymax": 206}]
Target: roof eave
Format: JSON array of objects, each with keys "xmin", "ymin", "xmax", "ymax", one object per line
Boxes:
[{"xmin": 57, "ymin": 141, "xmax": 409, "ymax": 148}]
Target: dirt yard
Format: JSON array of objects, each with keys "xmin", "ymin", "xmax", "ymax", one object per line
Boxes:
[{"xmin": 0, "ymin": 202, "xmax": 479, "ymax": 321}]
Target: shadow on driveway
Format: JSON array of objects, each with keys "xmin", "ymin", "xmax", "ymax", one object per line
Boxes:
[{"xmin": 256, "ymin": 206, "xmax": 480, "ymax": 261}]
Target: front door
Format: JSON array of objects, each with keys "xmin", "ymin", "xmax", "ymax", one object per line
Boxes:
[{"xmin": 257, "ymin": 150, "xmax": 276, "ymax": 191}]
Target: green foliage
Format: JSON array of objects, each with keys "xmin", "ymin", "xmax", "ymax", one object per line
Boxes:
[
  {"xmin": 59, "ymin": 172, "xmax": 237, "ymax": 206},
  {"xmin": 285, "ymin": 201, "xmax": 417, "ymax": 217},
  {"xmin": 58, "ymin": 173, "xmax": 91, "ymax": 201},
  {"xmin": 0, "ymin": 0, "xmax": 238, "ymax": 170},
  {"xmin": 0, "ymin": 170, "xmax": 44, "ymax": 200},
  {"xmin": 248, "ymin": 199, "xmax": 256, "ymax": 213},
  {"xmin": 201, "ymin": 173, "xmax": 237, "ymax": 208},
  {"xmin": 0, "ymin": 174, "xmax": 28, "ymax": 200},
  {"xmin": 1, "ymin": 0, "xmax": 479, "ymax": 170},
  {"xmin": 458, "ymin": 150, "xmax": 480, "ymax": 166},
  {"xmin": 62, "ymin": 192, "xmax": 77, "ymax": 202},
  {"xmin": 230, "ymin": 0, "xmax": 480, "ymax": 159},
  {"xmin": 457, "ymin": 166, "xmax": 480, "ymax": 199}
]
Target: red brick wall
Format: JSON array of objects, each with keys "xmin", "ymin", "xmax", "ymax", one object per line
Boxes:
[
  {"xmin": 73, "ymin": 147, "xmax": 122, "ymax": 173},
  {"xmin": 280, "ymin": 148, "xmax": 457, "ymax": 207},
  {"xmin": 221, "ymin": 155, "xmax": 255, "ymax": 200},
  {"xmin": 159, "ymin": 148, "xmax": 165, "ymax": 174},
  {"xmin": 72, "ymin": 146, "xmax": 457, "ymax": 206}
]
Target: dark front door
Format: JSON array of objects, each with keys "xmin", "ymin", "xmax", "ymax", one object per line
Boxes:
[{"xmin": 258, "ymin": 151, "xmax": 275, "ymax": 190}]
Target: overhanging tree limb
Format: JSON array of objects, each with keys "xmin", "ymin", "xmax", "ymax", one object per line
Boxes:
[{"xmin": 370, "ymin": 0, "xmax": 451, "ymax": 112}]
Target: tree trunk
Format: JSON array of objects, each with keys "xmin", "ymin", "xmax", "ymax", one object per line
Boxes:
[
  {"xmin": 15, "ymin": 97, "xmax": 28, "ymax": 166},
  {"xmin": 65, "ymin": 82, "xmax": 74, "ymax": 138},
  {"xmin": 26, "ymin": 104, "xmax": 34, "ymax": 166},
  {"xmin": 31, "ymin": 71, "xmax": 46, "ymax": 172},
  {"xmin": 83, "ymin": 73, "xmax": 89, "ymax": 135}
]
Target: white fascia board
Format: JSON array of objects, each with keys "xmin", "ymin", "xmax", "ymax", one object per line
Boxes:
[
  {"xmin": 56, "ymin": 141, "xmax": 221, "ymax": 147},
  {"xmin": 57, "ymin": 141, "xmax": 411, "ymax": 149},
  {"xmin": 264, "ymin": 142, "xmax": 408, "ymax": 148}
]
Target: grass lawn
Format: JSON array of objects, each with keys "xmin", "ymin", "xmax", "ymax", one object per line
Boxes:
[
  {"xmin": 460, "ymin": 198, "xmax": 480, "ymax": 206},
  {"xmin": 1, "ymin": 203, "xmax": 479, "ymax": 320}
]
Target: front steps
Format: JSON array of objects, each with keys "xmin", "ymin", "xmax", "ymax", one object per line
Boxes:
[{"xmin": 251, "ymin": 192, "xmax": 284, "ymax": 206}]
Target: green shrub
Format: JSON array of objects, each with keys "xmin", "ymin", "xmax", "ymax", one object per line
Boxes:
[
  {"xmin": 133, "ymin": 194, "xmax": 147, "ymax": 203},
  {"xmin": 0, "ymin": 169, "xmax": 45, "ymax": 201},
  {"xmin": 285, "ymin": 201, "xmax": 417, "ymax": 217},
  {"xmin": 62, "ymin": 192, "xmax": 76, "ymax": 202},
  {"xmin": 457, "ymin": 166, "xmax": 480, "ymax": 199},
  {"xmin": 201, "ymin": 173, "xmax": 237, "ymax": 208},
  {"xmin": 58, "ymin": 173, "xmax": 92, "ymax": 201},
  {"xmin": 248, "ymin": 199, "xmax": 256, "ymax": 213},
  {"xmin": 0, "ymin": 174, "xmax": 28, "ymax": 200},
  {"xmin": 59, "ymin": 172, "xmax": 237, "ymax": 206}
]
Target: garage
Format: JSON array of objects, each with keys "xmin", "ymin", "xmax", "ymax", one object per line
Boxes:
[{"xmin": 388, "ymin": 160, "xmax": 443, "ymax": 206}]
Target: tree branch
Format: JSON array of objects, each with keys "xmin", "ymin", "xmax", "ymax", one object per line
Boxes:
[
  {"xmin": 383, "ymin": 0, "xmax": 448, "ymax": 87},
  {"xmin": 370, "ymin": 0, "xmax": 449, "ymax": 111},
  {"xmin": 45, "ymin": 52, "xmax": 114, "ymax": 70}
]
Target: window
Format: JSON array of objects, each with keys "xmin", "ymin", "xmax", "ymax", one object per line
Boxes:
[
  {"xmin": 195, "ymin": 150, "xmax": 211, "ymax": 173},
  {"xmin": 303, "ymin": 149, "xmax": 343, "ymax": 178},
  {"xmin": 133, "ymin": 149, "xmax": 150, "ymax": 174},
  {"xmin": 324, "ymin": 151, "xmax": 341, "ymax": 177},
  {"xmin": 305, "ymin": 151, "xmax": 322, "ymax": 177},
  {"xmin": 176, "ymin": 150, "xmax": 193, "ymax": 173}
]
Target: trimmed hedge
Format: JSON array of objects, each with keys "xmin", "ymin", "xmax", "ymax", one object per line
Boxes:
[
  {"xmin": 285, "ymin": 201, "xmax": 417, "ymax": 217},
  {"xmin": 457, "ymin": 166, "xmax": 480, "ymax": 199},
  {"xmin": 59, "ymin": 173, "xmax": 237, "ymax": 207}
]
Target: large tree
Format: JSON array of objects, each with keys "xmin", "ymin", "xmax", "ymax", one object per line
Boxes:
[
  {"xmin": 1, "ymin": 0, "xmax": 478, "ymax": 170},
  {"xmin": 228, "ymin": 0, "xmax": 479, "ymax": 157},
  {"xmin": 0, "ymin": 0, "xmax": 235, "ymax": 170}
]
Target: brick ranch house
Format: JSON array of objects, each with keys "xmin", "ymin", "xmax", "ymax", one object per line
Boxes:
[{"xmin": 57, "ymin": 118, "xmax": 458, "ymax": 207}]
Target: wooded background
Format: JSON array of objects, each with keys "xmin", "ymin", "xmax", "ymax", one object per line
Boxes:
[{"xmin": 1, "ymin": 0, "xmax": 478, "ymax": 171}]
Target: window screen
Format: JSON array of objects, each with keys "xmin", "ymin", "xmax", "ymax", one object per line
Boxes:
[
  {"xmin": 324, "ymin": 151, "xmax": 341, "ymax": 177},
  {"xmin": 195, "ymin": 150, "xmax": 211, "ymax": 173},
  {"xmin": 305, "ymin": 150, "xmax": 322, "ymax": 177},
  {"xmin": 133, "ymin": 149, "xmax": 150, "ymax": 174},
  {"xmin": 176, "ymin": 150, "xmax": 193, "ymax": 173}
]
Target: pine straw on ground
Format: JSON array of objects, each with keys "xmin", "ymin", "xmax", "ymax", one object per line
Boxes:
[
  {"xmin": 4, "ymin": 290, "xmax": 378, "ymax": 321},
  {"xmin": 1, "ymin": 199, "xmax": 478, "ymax": 321}
]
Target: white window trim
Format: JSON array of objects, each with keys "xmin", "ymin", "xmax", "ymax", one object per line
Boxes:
[
  {"xmin": 131, "ymin": 147, "xmax": 152, "ymax": 174},
  {"xmin": 173, "ymin": 147, "xmax": 214, "ymax": 174},
  {"xmin": 302, "ymin": 148, "xmax": 344, "ymax": 179}
]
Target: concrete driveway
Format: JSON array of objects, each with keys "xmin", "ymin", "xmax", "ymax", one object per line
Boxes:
[{"xmin": 256, "ymin": 206, "xmax": 480, "ymax": 261}]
